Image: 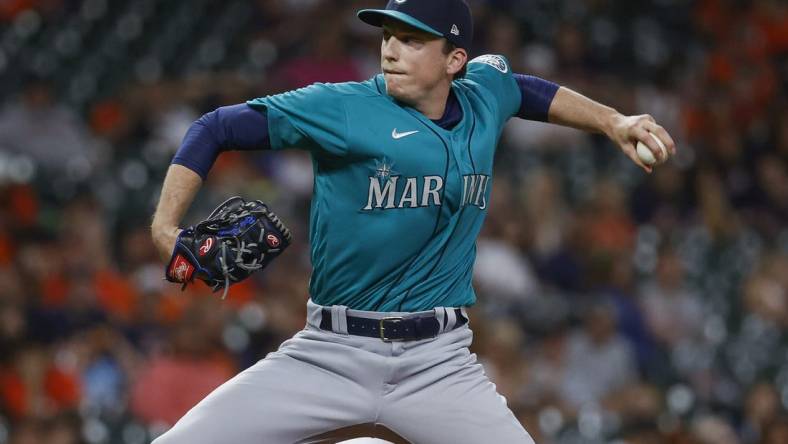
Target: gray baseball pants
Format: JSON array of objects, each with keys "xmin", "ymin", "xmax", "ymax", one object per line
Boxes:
[{"xmin": 152, "ymin": 300, "xmax": 534, "ymax": 443}]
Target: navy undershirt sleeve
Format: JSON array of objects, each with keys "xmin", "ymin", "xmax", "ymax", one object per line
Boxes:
[
  {"xmin": 171, "ymin": 104, "xmax": 270, "ymax": 180},
  {"xmin": 513, "ymin": 74, "xmax": 560, "ymax": 122}
]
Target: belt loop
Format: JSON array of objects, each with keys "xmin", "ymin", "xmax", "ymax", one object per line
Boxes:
[
  {"xmin": 434, "ymin": 307, "xmax": 447, "ymax": 333},
  {"xmin": 445, "ymin": 308, "xmax": 457, "ymax": 331},
  {"xmin": 331, "ymin": 305, "xmax": 349, "ymax": 335},
  {"xmin": 307, "ymin": 303, "xmax": 322, "ymax": 329}
]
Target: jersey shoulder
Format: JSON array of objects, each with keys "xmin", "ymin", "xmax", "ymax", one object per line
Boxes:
[
  {"xmin": 245, "ymin": 80, "xmax": 383, "ymax": 156},
  {"xmin": 457, "ymin": 54, "xmax": 515, "ymax": 91},
  {"xmin": 325, "ymin": 78, "xmax": 382, "ymax": 98},
  {"xmin": 248, "ymin": 78, "xmax": 379, "ymax": 109},
  {"xmin": 456, "ymin": 54, "xmax": 521, "ymax": 121},
  {"xmin": 295, "ymin": 78, "xmax": 382, "ymax": 103}
]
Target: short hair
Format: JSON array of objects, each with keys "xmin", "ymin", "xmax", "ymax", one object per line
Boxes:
[{"xmin": 443, "ymin": 41, "xmax": 467, "ymax": 79}]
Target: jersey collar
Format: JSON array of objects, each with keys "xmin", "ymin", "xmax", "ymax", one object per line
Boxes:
[{"xmin": 373, "ymin": 74, "xmax": 470, "ymax": 135}]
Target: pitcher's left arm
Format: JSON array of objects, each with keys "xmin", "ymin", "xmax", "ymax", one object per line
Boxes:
[
  {"xmin": 508, "ymin": 68, "xmax": 676, "ymax": 173},
  {"xmin": 545, "ymin": 85, "xmax": 676, "ymax": 173}
]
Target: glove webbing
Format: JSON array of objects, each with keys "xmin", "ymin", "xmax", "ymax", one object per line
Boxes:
[
  {"xmin": 208, "ymin": 203, "xmax": 291, "ymax": 299},
  {"xmin": 215, "ymin": 224, "xmax": 268, "ymax": 299}
]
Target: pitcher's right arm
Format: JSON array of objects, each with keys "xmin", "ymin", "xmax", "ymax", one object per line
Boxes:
[
  {"xmin": 151, "ymin": 164, "xmax": 201, "ymax": 259},
  {"xmin": 150, "ymin": 104, "xmax": 271, "ymax": 259}
]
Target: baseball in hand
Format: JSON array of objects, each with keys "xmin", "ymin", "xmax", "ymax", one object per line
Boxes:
[{"xmin": 636, "ymin": 132, "xmax": 669, "ymax": 166}]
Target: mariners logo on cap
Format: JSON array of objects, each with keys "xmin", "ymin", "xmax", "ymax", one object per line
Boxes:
[{"xmin": 451, "ymin": 24, "xmax": 460, "ymax": 35}]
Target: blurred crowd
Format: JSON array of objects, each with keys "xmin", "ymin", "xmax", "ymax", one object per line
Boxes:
[{"xmin": 0, "ymin": 0, "xmax": 787, "ymax": 443}]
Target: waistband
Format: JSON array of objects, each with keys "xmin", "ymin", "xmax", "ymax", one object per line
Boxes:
[{"xmin": 306, "ymin": 299, "xmax": 469, "ymax": 342}]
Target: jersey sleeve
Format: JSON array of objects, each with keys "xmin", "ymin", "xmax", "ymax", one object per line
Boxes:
[
  {"xmin": 464, "ymin": 54, "xmax": 522, "ymax": 123},
  {"xmin": 246, "ymin": 83, "xmax": 348, "ymax": 156}
]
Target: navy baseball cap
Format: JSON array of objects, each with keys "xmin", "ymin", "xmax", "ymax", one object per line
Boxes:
[{"xmin": 358, "ymin": 0, "xmax": 473, "ymax": 50}]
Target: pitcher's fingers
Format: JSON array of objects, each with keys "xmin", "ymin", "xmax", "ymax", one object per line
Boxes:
[
  {"xmin": 639, "ymin": 114, "xmax": 656, "ymax": 123},
  {"xmin": 643, "ymin": 121, "xmax": 677, "ymax": 156},
  {"xmin": 632, "ymin": 127, "xmax": 664, "ymax": 161}
]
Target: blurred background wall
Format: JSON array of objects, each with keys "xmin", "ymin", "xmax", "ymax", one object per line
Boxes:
[{"xmin": 0, "ymin": 0, "xmax": 787, "ymax": 443}]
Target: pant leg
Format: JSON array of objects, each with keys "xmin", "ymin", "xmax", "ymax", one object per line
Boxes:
[
  {"xmin": 378, "ymin": 327, "xmax": 535, "ymax": 444},
  {"xmin": 153, "ymin": 328, "xmax": 383, "ymax": 444}
]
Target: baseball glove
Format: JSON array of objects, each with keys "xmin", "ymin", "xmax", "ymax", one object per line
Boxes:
[{"xmin": 165, "ymin": 196, "xmax": 292, "ymax": 299}]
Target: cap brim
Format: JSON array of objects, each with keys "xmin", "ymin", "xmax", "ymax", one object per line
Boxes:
[{"xmin": 357, "ymin": 9, "xmax": 443, "ymax": 38}]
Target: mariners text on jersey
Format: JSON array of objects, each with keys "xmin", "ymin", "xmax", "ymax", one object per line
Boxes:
[{"xmin": 363, "ymin": 172, "xmax": 489, "ymax": 211}]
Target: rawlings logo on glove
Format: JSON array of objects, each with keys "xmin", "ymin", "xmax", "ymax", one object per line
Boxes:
[
  {"xmin": 169, "ymin": 254, "xmax": 196, "ymax": 282},
  {"xmin": 165, "ymin": 196, "xmax": 293, "ymax": 299},
  {"xmin": 198, "ymin": 237, "xmax": 214, "ymax": 256}
]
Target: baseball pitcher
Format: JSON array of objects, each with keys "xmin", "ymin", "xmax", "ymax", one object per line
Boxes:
[{"xmin": 150, "ymin": 0, "xmax": 676, "ymax": 442}]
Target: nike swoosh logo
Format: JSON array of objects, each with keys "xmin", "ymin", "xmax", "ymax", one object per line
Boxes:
[{"xmin": 392, "ymin": 129, "xmax": 419, "ymax": 139}]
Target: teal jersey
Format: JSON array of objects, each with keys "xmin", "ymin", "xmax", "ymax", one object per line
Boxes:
[{"xmin": 247, "ymin": 55, "xmax": 521, "ymax": 311}]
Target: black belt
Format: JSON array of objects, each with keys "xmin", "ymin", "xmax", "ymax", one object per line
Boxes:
[{"xmin": 320, "ymin": 308, "xmax": 467, "ymax": 342}]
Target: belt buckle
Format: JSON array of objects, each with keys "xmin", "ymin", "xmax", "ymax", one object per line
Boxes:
[{"xmin": 380, "ymin": 316, "xmax": 405, "ymax": 342}]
